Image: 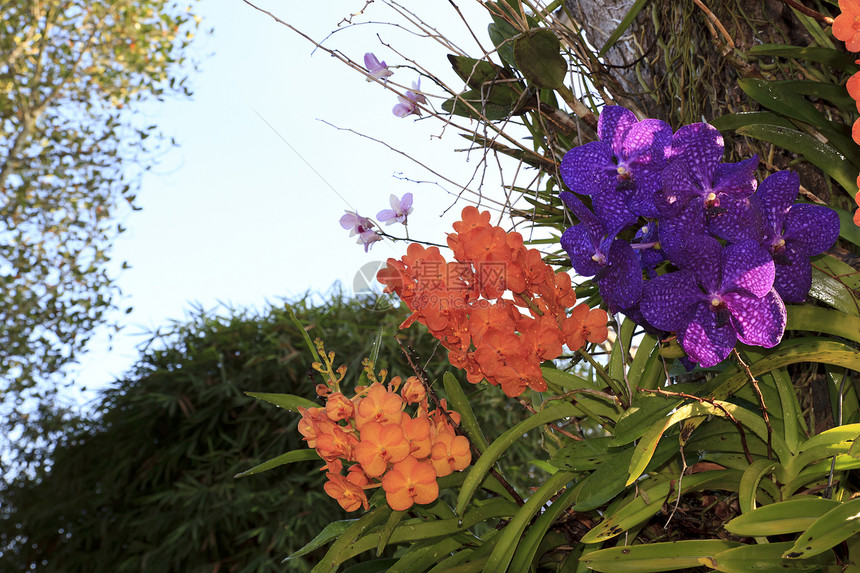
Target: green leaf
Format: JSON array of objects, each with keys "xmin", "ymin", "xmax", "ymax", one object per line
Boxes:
[
  {"xmin": 738, "ymin": 459, "xmax": 779, "ymax": 514},
  {"xmin": 376, "ymin": 510, "xmax": 405, "ymax": 557},
  {"xmin": 581, "ymin": 470, "xmax": 742, "ymax": 544},
  {"xmin": 598, "ymin": 0, "xmax": 649, "ymax": 57},
  {"xmin": 441, "ymin": 90, "xmax": 518, "ymax": 121},
  {"xmin": 710, "ymin": 111, "xmax": 796, "ymax": 132},
  {"xmin": 735, "ymin": 124, "xmax": 859, "ymax": 196},
  {"xmin": 725, "ymin": 497, "xmax": 840, "ymax": 537},
  {"xmin": 550, "ymin": 436, "xmax": 614, "ymax": 471},
  {"xmin": 243, "ymin": 391, "xmax": 317, "ymax": 412},
  {"xmin": 487, "ymin": 17, "xmax": 519, "ymax": 68},
  {"xmin": 786, "ymin": 305, "xmax": 860, "ymax": 343},
  {"xmin": 508, "ymin": 483, "xmax": 578, "ymax": 571},
  {"xmin": 456, "ymin": 401, "xmax": 579, "ymax": 516},
  {"xmin": 233, "ymin": 448, "xmax": 320, "ymax": 478},
  {"xmin": 310, "ymin": 506, "xmax": 392, "ymax": 572},
  {"xmin": 582, "ymin": 539, "xmax": 744, "ymax": 573},
  {"xmin": 707, "ymin": 541, "xmax": 835, "ymax": 571},
  {"xmin": 484, "ymin": 470, "xmax": 576, "ymax": 572},
  {"xmin": 833, "ymin": 206, "xmax": 860, "ymax": 248},
  {"xmin": 747, "ymin": 44, "xmax": 860, "ymax": 73},
  {"xmin": 541, "ymin": 367, "xmax": 623, "ymax": 422},
  {"xmin": 288, "ymin": 519, "xmax": 357, "ymax": 560},
  {"xmin": 447, "ymin": 54, "xmax": 512, "ymax": 92},
  {"xmin": 513, "ymin": 29, "xmax": 566, "ymax": 89},
  {"xmin": 443, "ymin": 372, "xmax": 489, "ymax": 454}
]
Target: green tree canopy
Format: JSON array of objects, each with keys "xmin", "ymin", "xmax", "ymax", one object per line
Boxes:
[{"xmin": 0, "ymin": 0, "xmax": 200, "ymax": 403}]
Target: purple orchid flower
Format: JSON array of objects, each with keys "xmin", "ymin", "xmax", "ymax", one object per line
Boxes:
[
  {"xmin": 657, "ymin": 122, "xmax": 758, "ymax": 223},
  {"xmin": 364, "ymin": 52, "xmax": 393, "ymax": 82},
  {"xmin": 560, "ymin": 192, "xmax": 643, "ymax": 312},
  {"xmin": 560, "ymin": 105, "xmax": 673, "ymax": 218},
  {"xmin": 393, "ymin": 80, "xmax": 427, "ymax": 118},
  {"xmin": 632, "ymin": 221, "xmax": 665, "ymax": 275},
  {"xmin": 340, "ymin": 211, "xmax": 382, "ymax": 252},
  {"xmin": 377, "ymin": 193, "xmax": 413, "ymax": 225},
  {"xmin": 750, "ymin": 170, "xmax": 840, "ymax": 303},
  {"xmin": 640, "ymin": 236, "xmax": 786, "ymax": 367}
]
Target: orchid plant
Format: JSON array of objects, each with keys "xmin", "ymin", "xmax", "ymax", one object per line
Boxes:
[{"xmin": 242, "ymin": 1, "xmax": 860, "ymax": 571}]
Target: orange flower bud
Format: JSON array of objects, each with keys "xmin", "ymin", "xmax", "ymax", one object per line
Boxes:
[{"xmin": 315, "ymin": 425, "xmax": 359, "ymax": 462}]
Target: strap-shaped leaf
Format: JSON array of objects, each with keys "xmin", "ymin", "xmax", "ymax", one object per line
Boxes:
[
  {"xmin": 725, "ymin": 497, "xmax": 840, "ymax": 537},
  {"xmin": 443, "ymin": 372, "xmax": 489, "ymax": 454},
  {"xmin": 747, "ymin": 44, "xmax": 860, "ymax": 73},
  {"xmin": 233, "ymin": 448, "xmax": 319, "ymax": 478},
  {"xmin": 582, "ymin": 539, "xmax": 743, "ymax": 573},
  {"xmin": 310, "ymin": 506, "xmax": 391, "ymax": 572},
  {"xmin": 508, "ymin": 484, "xmax": 578, "ymax": 571},
  {"xmin": 581, "ymin": 470, "xmax": 742, "ymax": 544},
  {"xmin": 786, "ymin": 305, "xmax": 860, "ymax": 344},
  {"xmin": 244, "ymin": 391, "xmax": 317, "ymax": 412},
  {"xmin": 738, "ymin": 459, "xmax": 779, "ymax": 514},
  {"xmin": 455, "ymin": 401, "xmax": 579, "ymax": 516},
  {"xmin": 736, "ymin": 124, "xmax": 859, "ymax": 197},
  {"xmin": 710, "ymin": 111, "xmax": 796, "ymax": 131},
  {"xmin": 706, "ymin": 541, "xmax": 835, "ymax": 571},
  {"xmin": 484, "ymin": 470, "xmax": 576, "ymax": 572}
]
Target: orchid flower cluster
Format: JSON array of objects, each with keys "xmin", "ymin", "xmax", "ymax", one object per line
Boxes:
[
  {"xmin": 831, "ymin": 0, "xmax": 860, "ymax": 226},
  {"xmin": 378, "ymin": 206, "xmax": 609, "ymax": 398},
  {"xmin": 339, "ymin": 192, "xmax": 413, "ymax": 251},
  {"xmin": 560, "ymin": 106, "xmax": 840, "ymax": 368},
  {"xmin": 298, "ymin": 342, "xmax": 470, "ymax": 513},
  {"xmin": 363, "ymin": 52, "xmax": 426, "ymax": 118}
]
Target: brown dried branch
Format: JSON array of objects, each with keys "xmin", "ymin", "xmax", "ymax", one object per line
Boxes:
[{"xmin": 733, "ymin": 349, "xmax": 773, "ymax": 460}]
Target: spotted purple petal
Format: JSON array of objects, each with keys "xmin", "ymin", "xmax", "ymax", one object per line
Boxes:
[
  {"xmin": 592, "ymin": 187, "xmax": 638, "ymax": 235},
  {"xmin": 640, "ymin": 269, "xmax": 702, "ymax": 332},
  {"xmin": 598, "ymin": 239, "xmax": 643, "ymax": 311},
  {"xmin": 658, "ymin": 201, "xmax": 706, "ymax": 266},
  {"xmin": 670, "ymin": 234, "xmax": 722, "ymax": 292},
  {"xmin": 755, "ymin": 170, "xmax": 798, "ymax": 231},
  {"xmin": 720, "ymin": 240, "xmax": 774, "ymax": 298},
  {"xmin": 724, "ymin": 289, "xmax": 786, "ymax": 348},
  {"xmin": 772, "ymin": 245, "xmax": 812, "ymax": 303},
  {"xmin": 623, "ymin": 118, "xmax": 673, "ymax": 164},
  {"xmin": 669, "ymin": 122, "xmax": 724, "ymax": 184},
  {"xmin": 561, "ymin": 224, "xmax": 602, "ymax": 276},
  {"xmin": 679, "ymin": 302, "xmax": 737, "ymax": 367},
  {"xmin": 783, "ymin": 203, "xmax": 840, "ymax": 256},
  {"xmin": 707, "ymin": 196, "xmax": 763, "ymax": 243},
  {"xmin": 657, "ymin": 158, "xmax": 699, "ymax": 217},
  {"xmin": 712, "ymin": 156, "xmax": 759, "ymax": 200},
  {"xmin": 560, "ymin": 141, "xmax": 616, "ymax": 195},
  {"xmin": 598, "ymin": 106, "xmax": 638, "ymax": 151},
  {"xmin": 560, "ymin": 192, "xmax": 605, "ymax": 240}
]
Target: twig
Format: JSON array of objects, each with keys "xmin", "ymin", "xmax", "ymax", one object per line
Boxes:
[
  {"xmin": 733, "ymin": 349, "xmax": 772, "ymax": 460},
  {"xmin": 665, "ymin": 445, "xmax": 687, "ymax": 528},
  {"xmin": 518, "ymin": 396, "xmax": 583, "ymax": 441},
  {"xmin": 395, "ymin": 338, "xmax": 525, "ymax": 506},
  {"xmin": 780, "ymin": 0, "xmax": 834, "ymax": 25},
  {"xmin": 639, "ymin": 387, "xmax": 755, "ymax": 465}
]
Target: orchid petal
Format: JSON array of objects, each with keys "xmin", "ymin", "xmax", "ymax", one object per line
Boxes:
[
  {"xmin": 561, "ymin": 225, "xmax": 602, "ymax": 277},
  {"xmin": 725, "ymin": 289, "xmax": 786, "ymax": 348},
  {"xmin": 773, "ymin": 245, "xmax": 813, "ymax": 303},
  {"xmin": 560, "ymin": 141, "xmax": 615, "ymax": 195},
  {"xmin": 640, "ymin": 269, "xmax": 702, "ymax": 331},
  {"xmin": 707, "ymin": 197, "xmax": 763, "ymax": 243},
  {"xmin": 721, "ymin": 240, "xmax": 774, "ymax": 298},
  {"xmin": 669, "ymin": 122, "xmax": 724, "ymax": 184},
  {"xmin": 712, "ymin": 156, "xmax": 758, "ymax": 199},
  {"xmin": 598, "ymin": 105, "xmax": 638, "ymax": 151},
  {"xmin": 679, "ymin": 302, "xmax": 737, "ymax": 367},
  {"xmin": 783, "ymin": 203, "xmax": 840, "ymax": 256},
  {"xmin": 598, "ymin": 239, "xmax": 643, "ymax": 311},
  {"xmin": 755, "ymin": 170, "xmax": 798, "ymax": 231}
]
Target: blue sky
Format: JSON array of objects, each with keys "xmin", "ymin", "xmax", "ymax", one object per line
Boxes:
[{"xmin": 73, "ymin": 0, "xmax": 507, "ymax": 394}]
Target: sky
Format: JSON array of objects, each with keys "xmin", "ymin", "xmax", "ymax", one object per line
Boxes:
[{"xmin": 72, "ymin": 0, "xmax": 519, "ymax": 396}]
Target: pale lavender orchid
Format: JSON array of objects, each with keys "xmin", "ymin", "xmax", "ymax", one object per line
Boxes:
[
  {"xmin": 340, "ymin": 211, "xmax": 382, "ymax": 252},
  {"xmin": 364, "ymin": 52, "xmax": 393, "ymax": 82},
  {"xmin": 377, "ymin": 193, "xmax": 413, "ymax": 225},
  {"xmin": 393, "ymin": 80, "xmax": 427, "ymax": 118}
]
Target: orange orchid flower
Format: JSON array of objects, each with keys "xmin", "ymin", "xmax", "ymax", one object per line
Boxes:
[
  {"xmin": 381, "ymin": 455, "xmax": 439, "ymax": 511},
  {"xmin": 401, "ymin": 376, "xmax": 426, "ymax": 404},
  {"xmin": 833, "ymin": 0, "xmax": 860, "ymax": 52},
  {"xmin": 323, "ymin": 472, "xmax": 369, "ymax": 512},
  {"xmin": 354, "ymin": 382, "xmax": 403, "ymax": 430},
  {"xmin": 430, "ymin": 430, "xmax": 472, "ymax": 477},
  {"xmin": 325, "ymin": 392, "xmax": 355, "ymax": 422},
  {"xmin": 353, "ymin": 421, "xmax": 411, "ymax": 477}
]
